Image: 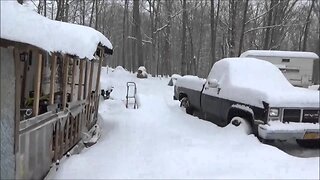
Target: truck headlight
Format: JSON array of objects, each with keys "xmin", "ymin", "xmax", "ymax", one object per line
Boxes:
[{"xmin": 269, "ymin": 108, "xmax": 279, "ymax": 117}]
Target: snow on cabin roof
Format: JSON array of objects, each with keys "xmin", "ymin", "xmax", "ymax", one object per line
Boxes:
[
  {"xmin": 240, "ymin": 50, "xmax": 319, "ymax": 60},
  {"xmin": 0, "ymin": 1, "xmax": 113, "ymax": 60}
]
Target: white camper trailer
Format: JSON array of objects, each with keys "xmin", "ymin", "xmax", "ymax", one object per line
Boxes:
[{"xmin": 240, "ymin": 50, "xmax": 319, "ymax": 87}]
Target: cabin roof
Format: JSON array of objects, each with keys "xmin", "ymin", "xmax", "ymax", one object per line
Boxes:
[
  {"xmin": 240, "ymin": 50, "xmax": 319, "ymax": 60},
  {"xmin": 0, "ymin": 1, "xmax": 113, "ymax": 60}
]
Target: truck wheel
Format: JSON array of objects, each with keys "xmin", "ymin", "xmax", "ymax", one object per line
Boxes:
[
  {"xmin": 180, "ymin": 97, "xmax": 194, "ymax": 115},
  {"xmin": 296, "ymin": 139, "xmax": 320, "ymax": 148},
  {"xmin": 231, "ymin": 117, "xmax": 252, "ymax": 135}
]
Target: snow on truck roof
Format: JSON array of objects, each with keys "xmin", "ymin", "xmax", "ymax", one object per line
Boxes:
[
  {"xmin": 240, "ymin": 50, "xmax": 319, "ymax": 59},
  {"xmin": 211, "ymin": 58, "xmax": 293, "ymax": 90},
  {"xmin": 0, "ymin": 1, "xmax": 113, "ymax": 60}
]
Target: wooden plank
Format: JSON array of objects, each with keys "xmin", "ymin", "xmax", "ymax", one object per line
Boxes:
[
  {"xmin": 13, "ymin": 48, "xmax": 21, "ymax": 153},
  {"xmin": 65, "ymin": 118, "xmax": 70, "ymax": 152},
  {"xmin": 62, "ymin": 56, "xmax": 69, "ymax": 110},
  {"xmin": 33, "ymin": 51, "xmax": 42, "ymax": 116},
  {"xmin": 78, "ymin": 60, "xmax": 84, "ymax": 100},
  {"xmin": 86, "ymin": 61, "xmax": 94, "ymax": 127},
  {"xmin": 49, "ymin": 55, "xmax": 57, "ymax": 105},
  {"xmin": 83, "ymin": 61, "xmax": 88, "ymax": 100},
  {"xmin": 70, "ymin": 59, "xmax": 77, "ymax": 102},
  {"xmin": 78, "ymin": 110, "xmax": 82, "ymax": 140},
  {"xmin": 20, "ymin": 51, "xmax": 29, "ymax": 107},
  {"xmin": 94, "ymin": 50, "xmax": 104, "ymax": 121},
  {"xmin": 59, "ymin": 121, "xmax": 64, "ymax": 159},
  {"xmin": 53, "ymin": 122, "xmax": 59, "ymax": 162},
  {"xmin": 70, "ymin": 116, "xmax": 75, "ymax": 144}
]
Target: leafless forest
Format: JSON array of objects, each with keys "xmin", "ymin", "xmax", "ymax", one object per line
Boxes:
[{"xmin": 22, "ymin": 0, "xmax": 320, "ymax": 77}]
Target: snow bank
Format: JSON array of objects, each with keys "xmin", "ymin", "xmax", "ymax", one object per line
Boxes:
[
  {"xmin": 0, "ymin": 1, "xmax": 112, "ymax": 60},
  {"xmin": 240, "ymin": 50, "xmax": 319, "ymax": 59},
  {"xmin": 209, "ymin": 58, "xmax": 320, "ymax": 108},
  {"xmin": 308, "ymin": 85, "xmax": 320, "ymax": 91}
]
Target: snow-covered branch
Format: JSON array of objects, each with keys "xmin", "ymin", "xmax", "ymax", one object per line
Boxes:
[{"xmin": 127, "ymin": 36, "xmax": 152, "ymax": 44}]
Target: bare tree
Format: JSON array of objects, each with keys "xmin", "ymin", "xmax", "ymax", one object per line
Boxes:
[
  {"xmin": 210, "ymin": 0, "xmax": 220, "ymax": 66},
  {"xmin": 122, "ymin": 0, "xmax": 129, "ymax": 69},
  {"xmin": 302, "ymin": 0, "xmax": 315, "ymax": 51},
  {"xmin": 228, "ymin": 0, "xmax": 238, "ymax": 56},
  {"xmin": 132, "ymin": 0, "xmax": 144, "ymax": 69},
  {"xmin": 163, "ymin": 0, "xmax": 173, "ymax": 76},
  {"xmin": 181, "ymin": 0, "xmax": 187, "ymax": 75},
  {"xmin": 42, "ymin": 0, "xmax": 319, "ymax": 77},
  {"xmin": 238, "ymin": 0, "xmax": 249, "ymax": 56}
]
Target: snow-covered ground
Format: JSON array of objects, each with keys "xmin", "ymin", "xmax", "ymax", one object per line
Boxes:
[{"xmin": 46, "ymin": 67, "xmax": 319, "ymax": 179}]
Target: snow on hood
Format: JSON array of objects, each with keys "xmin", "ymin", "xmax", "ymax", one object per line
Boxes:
[
  {"xmin": 0, "ymin": 1, "xmax": 113, "ymax": 60},
  {"xmin": 211, "ymin": 58, "xmax": 320, "ymax": 108}
]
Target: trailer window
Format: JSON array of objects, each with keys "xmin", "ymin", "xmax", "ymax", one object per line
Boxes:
[{"xmin": 282, "ymin": 59, "xmax": 290, "ymax": 62}]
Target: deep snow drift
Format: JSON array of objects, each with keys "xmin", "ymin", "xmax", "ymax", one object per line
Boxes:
[{"xmin": 46, "ymin": 67, "xmax": 319, "ymax": 179}]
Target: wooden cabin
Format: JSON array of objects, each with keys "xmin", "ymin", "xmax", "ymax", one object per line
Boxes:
[{"xmin": 0, "ymin": 2, "xmax": 113, "ymax": 179}]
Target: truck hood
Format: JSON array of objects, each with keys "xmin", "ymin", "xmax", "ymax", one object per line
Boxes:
[
  {"xmin": 219, "ymin": 85, "xmax": 319, "ymax": 109},
  {"xmin": 264, "ymin": 87, "xmax": 319, "ymax": 108}
]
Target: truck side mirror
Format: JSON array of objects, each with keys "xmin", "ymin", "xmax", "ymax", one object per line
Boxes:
[{"xmin": 208, "ymin": 79, "xmax": 219, "ymax": 88}]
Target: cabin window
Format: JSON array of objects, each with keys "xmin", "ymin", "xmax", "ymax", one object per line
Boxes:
[{"xmin": 282, "ymin": 58, "xmax": 290, "ymax": 63}]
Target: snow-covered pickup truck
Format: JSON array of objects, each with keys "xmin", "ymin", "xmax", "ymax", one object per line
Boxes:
[{"xmin": 174, "ymin": 58, "xmax": 320, "ymax": 145}]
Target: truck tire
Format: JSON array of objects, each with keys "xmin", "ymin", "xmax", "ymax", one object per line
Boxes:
[
  {"xmin": 296, "ymin": 139, "xmax": 320, "ymax": 148},
  {"xmin": 180, "ymin": 97, "xmax": 194, "ymax": 115},
  {"xmin": 231, "ymin": 117, "xmax": 252, "ymax": 135}
]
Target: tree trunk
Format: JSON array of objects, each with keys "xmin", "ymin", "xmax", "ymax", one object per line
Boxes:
[
  {"xmin": 181, "ymin": 0, "xmax": 187, "ymax": 75},
  {"xmin": 163, "ymin": 0, "xmax": 173, "ymax": 76},
  {"xmin": 89, "ymin": 0, "xmax": 95, "ymax": 27},
  {"xmin": 196, "ymin": 0, "xmax": 207, "ymax": 75},
  {"xmin": 44, "ymin": 0, "xmax": 47, "ymax": 17},
  {"xmin": 302, "ymin": 0, "xmax": 315, "ymax": 51},
  {"xmin": 122, "ymin": 0, "xmax": 129, "ymax": 69},
  {"xmin": 64, "ymin": 0, "xmax": 69, "ymax": 22},
  {"xmin": 238, "ymin": 0, "xmax": 249, "ymax": 56},
  {"xmin": 147, "ymin": 0, "xmax": 156, "ymax": 75},
  {"xmin": 155, "ymin": 0, "xmax": 161, "ymax": 76},
  {"xmin": 56, "ymin": 0, "xmax": 64, "ymax": 21},
  {"xmin": 210, "ymin": 0, "xmax": 215, "ymax": 65},
  {"xmin": 133, "ymin": 0, "xmax": 144, "ymax": 68},
  {"xmin": 95, "ymin": 0, "xmax": 99, "ymax": 30},
  {"xmin": 263, "ymin": 0, "xmax": 276, "ymax": 50},
  {"xmin": 82, "ymin": 0, "xmax": 86, "ymax": 25}
]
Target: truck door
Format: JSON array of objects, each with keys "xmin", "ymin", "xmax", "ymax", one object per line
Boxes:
[{"xmin": 201, "ymin": 80, "xmax": 222, "ymax": 121}]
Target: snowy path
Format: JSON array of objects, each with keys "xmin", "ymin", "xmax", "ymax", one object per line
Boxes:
[{"xmin": 47, "ymin": 67, "xmax": 319, "ymax": 179}]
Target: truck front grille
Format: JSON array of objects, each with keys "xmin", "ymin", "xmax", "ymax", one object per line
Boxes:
[
  {"xmin": 282, "ymin": 109, "xmax": 319, "ymax": 123},
  {"xmin": 302, "ymin": 110, "xmax": 320, "ymax": 123},
  {"xmin": 283, "ymin": 109, "xmax": 301, "ymax": 123}
]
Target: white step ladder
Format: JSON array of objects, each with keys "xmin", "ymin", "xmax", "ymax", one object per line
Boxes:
[{"xmin": 126, "ymin": 82, "xmax": 138, "ymax": 109}]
